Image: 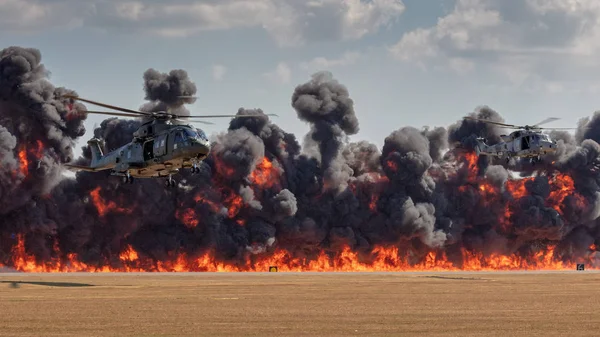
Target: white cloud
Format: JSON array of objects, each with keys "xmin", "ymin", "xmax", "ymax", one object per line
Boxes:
[
  {"xmin": 212, "ymin": 64, "xmax": 227, "ymax": 81},
  {"xmin": 263, "ymin": 62, "xmax": 291, "ymax": 84},
  {"xmin": 0, "ymin": 0, "xmax": 89, "ymax": 33},
  {"xmin": 0, "ymin": 0, "xmax": 406, "ymax": 47},
  {"xmin": 299, "ymin": 51, "xmax": 361, "ymax": 71},
  {"xmin": 389, "ymin": 0, "xmax": 600, "ymax": 90}
]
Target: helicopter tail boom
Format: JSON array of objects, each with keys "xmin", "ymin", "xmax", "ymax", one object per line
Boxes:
[
  {"xmin": 63, "ymin": 163, "xmax": 102, "ymax": 172},
  {"xmin": 473, "ymin": 137, "xmax": 488, "ymax": 157},
  {"xmin": 62, "ymin": 138, "xmax": 105, "ymax": 172},
  {"xmin": 87, "ymin": 138, "xmax": 104, "ymax": 167}
]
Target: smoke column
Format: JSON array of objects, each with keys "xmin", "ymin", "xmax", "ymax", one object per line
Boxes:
[{"xmin": 1, "ymin": 46, "xmax": 599, "ymax": 272}]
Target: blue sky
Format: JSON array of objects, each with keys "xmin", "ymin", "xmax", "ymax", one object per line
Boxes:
[{"xmin": 2, "ymin": 0, "xmax": 600, "ymax": 158}]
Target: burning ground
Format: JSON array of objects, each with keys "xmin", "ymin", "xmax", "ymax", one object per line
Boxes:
[{"xmin": 1, "ymin": 46, "xmax": 599, "ymax": 272}]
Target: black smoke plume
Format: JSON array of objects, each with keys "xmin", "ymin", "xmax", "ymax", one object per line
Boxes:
[{"xmin": 1, "ymin": 46, "xmax": 600, "ymax": 271}]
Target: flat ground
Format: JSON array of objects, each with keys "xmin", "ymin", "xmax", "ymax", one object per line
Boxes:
[{"xmin": 1, "ymin": 271, "xmax": 600, "ymax": 337}]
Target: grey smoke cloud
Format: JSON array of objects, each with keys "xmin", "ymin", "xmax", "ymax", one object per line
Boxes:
[{"xmin": 1, "ymin": 46, "xmax": 600, "ymax": 271}]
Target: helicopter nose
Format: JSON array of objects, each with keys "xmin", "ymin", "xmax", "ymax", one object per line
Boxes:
[
  {"xmin": 542, "ymin": 141, "xmax": 556, "ymax": 151},
  {"xmin": 196, "ymin": 140, "xmax": 210, "ymax": 155}
]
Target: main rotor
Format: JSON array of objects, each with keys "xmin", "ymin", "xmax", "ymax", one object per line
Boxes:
[
  {"xmin": 462, "ymin": 116, "xmax": 576, "ymax": 132},
  {"xmin": 62, "ymin": 94, "xmax": 278, "ymax": 125}
]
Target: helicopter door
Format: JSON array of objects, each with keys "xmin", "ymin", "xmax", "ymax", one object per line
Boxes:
[
  {"xmin": 143, "ymin": 140, "xmax": 154, "ymax": 161},
  {"xmin": 521, "ymin": 136, "xmax": 530, "ymax": 150},
  {"xmin": 154, "ymin": 135, "xmax": 167, "ymax": 157}
]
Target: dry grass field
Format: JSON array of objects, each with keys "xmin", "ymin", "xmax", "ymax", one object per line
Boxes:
[{"xmin": 1, "ymin": 271, "xmax": 600, "ymax": 336}]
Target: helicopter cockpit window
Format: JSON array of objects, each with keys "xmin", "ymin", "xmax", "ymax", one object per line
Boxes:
[
  {"xmin": 184, "ymin": 129, "xmax": 198, "ymax": 139},
  {"xmin": 196, "ymin": 129, "xmax": 208, "ymax": 140}
]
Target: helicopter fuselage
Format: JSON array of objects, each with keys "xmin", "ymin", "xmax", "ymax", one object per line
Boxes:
[
  {"xmin": 474, "ymin": 130, "xmax": 557, "ymax": 161},
  {"xmin": 81, "ymin": 121, "xmax": 210, "ymax": 181},
  {"xmin": 60, "ymin": 93, "xmax": 277, "ymax": 187}
]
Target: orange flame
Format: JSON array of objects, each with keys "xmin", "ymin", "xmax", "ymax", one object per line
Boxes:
[
  {"xmin": 175, "ymin": 208, "xmax": 199, "ymax": 228},
  {"xmin": 2, "ymin": 236, "xmax": 596, "ymax": 272},
  {"xmin": 89, "ymin": 187, "xmax": 132, "ymax": 217},
  {"xmin": 250, "ymin": 157, "xmax": 281, "ymax": 189},
  {"xmin": 12, "ymin": 140, "xmax": 45, "ymax": 178},
  {"xmin": 2, "ymin": 151, "xmax": 596, "ymax": 273}
]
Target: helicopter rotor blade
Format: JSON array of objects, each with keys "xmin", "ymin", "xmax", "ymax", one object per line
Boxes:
[
  {"xmin": 537, "ymin": 127, "xmax": 578, "ymax": 130},
  {"xmin": 171, "ymin": 117, "xmax": 215, "ymax": 125},
  {"xmin": 532, "ymin": 117, "xmax": 560, "ymax": 127},
  {"xmin": 463, "ymin": 116, "xmax": 519, "ymax": 128},
  {"xmin": 181, "ymin": 113, "xmax": 279, "ymax": 118},
  {"xmin": 83, "ymin": 110, "xmax": 145, "ymax": 118},
  {"xmin": 182, "ymin": 120, "xmax": 215, "ymax": 125},
  {"xmin": 62, "ymin": 94, "xmax": 278, "ymax": 122},
  {"xmin": 62, "ymin": 94, "xmax": 152, "ymax": 116}
]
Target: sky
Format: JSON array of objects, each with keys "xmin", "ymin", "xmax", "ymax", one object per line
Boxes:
[{"xmin": 2, "ymin": 0, "xmax": 600, "ymax": 159}]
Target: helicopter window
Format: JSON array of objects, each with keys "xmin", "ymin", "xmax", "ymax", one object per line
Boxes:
[
  {"xmin": 196, "ymin": 129, "xmax": 207, "ymax": 140},
  {"xmin": 127, "ymin": 150, "xmax": 131, "ymax": 159},
  {"xmin": 174, "ymin": 132, "xmax": 183, "ymax": 143},
  {"xmin": 183, "ymin": 129, "xmax": 195, "ymax": 139},
  {"xmin": 174, "ymin": 132, "xmax": 184, "ymax": 149}
]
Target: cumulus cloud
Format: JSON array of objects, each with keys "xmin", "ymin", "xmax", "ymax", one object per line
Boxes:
[
  {"xmin": 1, "ymin": 0, "xmax": 405, "ymax": 47},
  {"xmin": 0, "ymin": 0, "xmax": 90, "ymax": 33},
  {"xmin": 263, "ymin": 62, "xmax": 291, "ymax": 84},
  {"xmin": 389, "ymin": 0, "xmax": 600, "ymax": 89},
  {"xmin": 212, "ymin": 64, "xmax": 227, "ymax": 81}
]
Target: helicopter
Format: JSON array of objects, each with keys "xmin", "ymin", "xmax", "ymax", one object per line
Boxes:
[
  {"xmin": 462, "ymin": 116, "xmax": 576, "ymax": 164},
  {"xmin": 61, "ymin": 94, "xmax": 277, "ymax": 187}
]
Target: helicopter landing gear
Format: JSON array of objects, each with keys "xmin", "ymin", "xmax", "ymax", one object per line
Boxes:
[
  {"xmin": 165, "ymin": 175, "xmax": 176, "ymax": 188},
  {"xmin": 530, "ymin": 155, "xmax": 541, "ymax": 166},
  {"xmin": 122, "ymin": 173, "xmax": 134, "ymax": 184}
]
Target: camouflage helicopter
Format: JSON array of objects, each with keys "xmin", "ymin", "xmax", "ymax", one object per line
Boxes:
[
  {"xmin": 462, "ymin": 116, "xmax": 576, "ymax": 164},
  {"xmin": 61, "ymin": 94, "xmax": 277, "ymax": 187}
]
